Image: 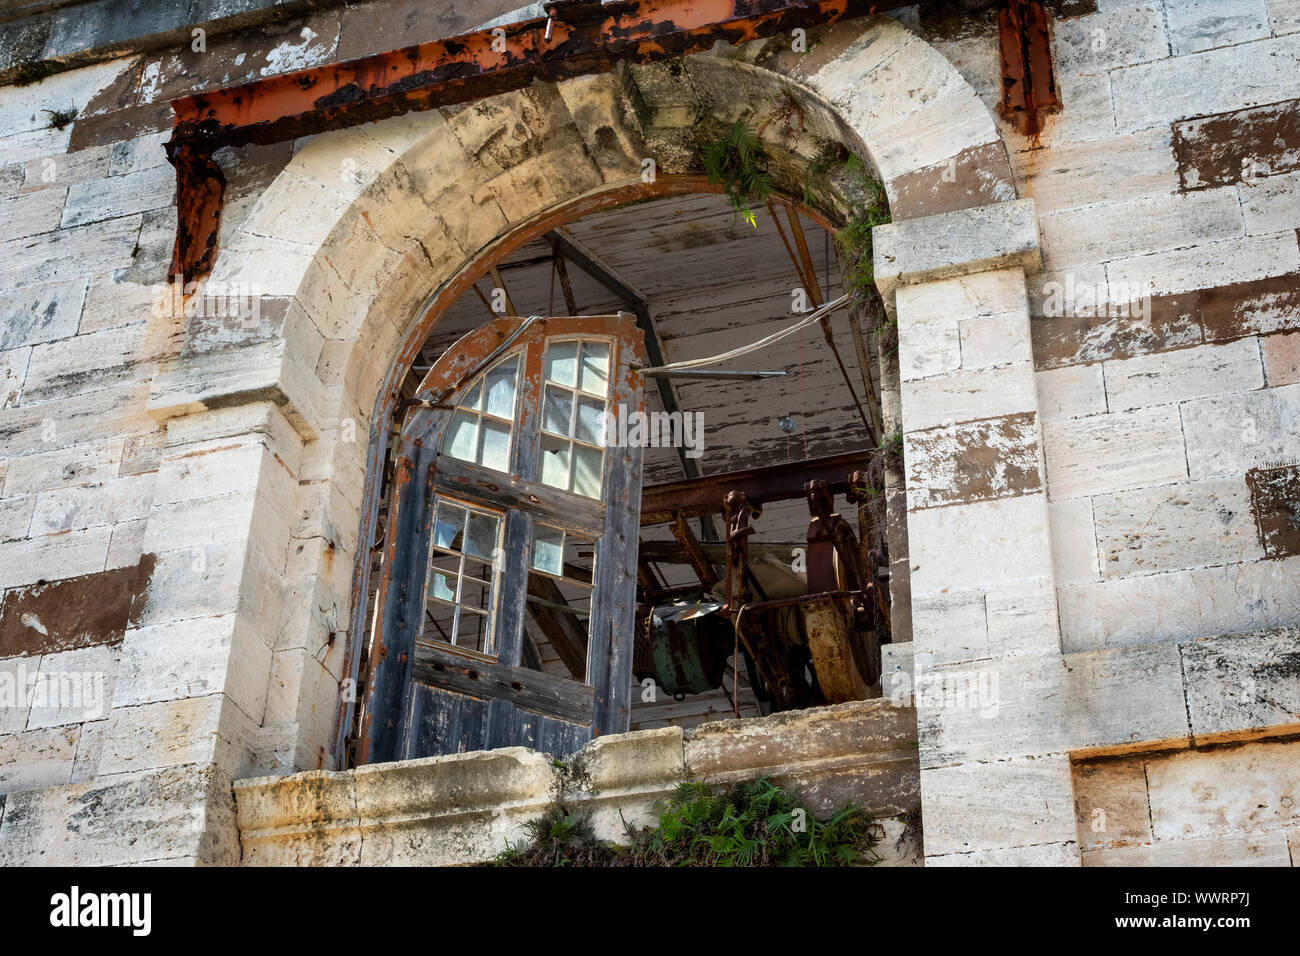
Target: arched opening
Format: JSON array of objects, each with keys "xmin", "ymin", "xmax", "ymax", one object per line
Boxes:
[
  {"xmin": 351, "ymin": 166, "xmax": 896, "ymax": 762},
  {"xmin": 184, "ymin": 15, "xmax": 1016, "ymax": 772}
]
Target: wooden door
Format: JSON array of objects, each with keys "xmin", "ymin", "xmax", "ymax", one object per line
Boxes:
[{"xmin": 359, "ymin": 314, "xmax": 647, "ymax": 763}]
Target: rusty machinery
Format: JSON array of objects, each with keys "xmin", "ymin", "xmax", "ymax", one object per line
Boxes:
[{"xmin": 636, "ymin": 452, "xmax": 888, "ymax": 713}]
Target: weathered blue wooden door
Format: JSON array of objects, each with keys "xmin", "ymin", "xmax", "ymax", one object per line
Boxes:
[{"xmin": 360, "ymin": 314, "xmax": 647, "ymax": 763}]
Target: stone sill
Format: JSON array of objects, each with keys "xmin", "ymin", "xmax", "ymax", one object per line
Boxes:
[{"xmin": 234, "ymin": 697, "xmax": 921, "ymax": 866}]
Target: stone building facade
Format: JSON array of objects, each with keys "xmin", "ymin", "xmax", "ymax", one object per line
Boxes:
[{"xmin": 0, "ymin": 0, "xmax": 1296, "ymax": 866}]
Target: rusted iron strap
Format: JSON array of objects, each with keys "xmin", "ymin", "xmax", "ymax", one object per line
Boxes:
[
  {"xmin": 170, "ymin": 0, "xmax": 912, "ymax": 150},
  {"xmin": 998, "ymin": 0, "xmax": 1060, "ymax": 138},
  {"xmin": 165, "ymin": 0, "xmax": 913, "ymax": 282}
]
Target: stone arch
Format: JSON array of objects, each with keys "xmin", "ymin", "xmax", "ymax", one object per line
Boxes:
[{"xmin": 149, "ymin": 13, "xmax": 1021, "ymax": 775}]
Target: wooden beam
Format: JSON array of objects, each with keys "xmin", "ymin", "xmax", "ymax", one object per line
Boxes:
[
  {"xmin": 487, "ymin": 266, "xmax": 519, "ymax": 316},
  {"xmin": 526, "ymin": 573, "xmax": 588, "ymax": 679}
]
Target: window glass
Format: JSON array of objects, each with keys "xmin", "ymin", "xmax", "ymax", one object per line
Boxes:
[
  {"xmin": 443, "ymin": 353, "xmax": 521, "ymax": 472},
  {"xmin": 421, "ymin": 497, "xmax": 503, "ymax": 655},
  {"xmin": 537, "ymin": 338, "xmax": 611, "ymax": 499},
  {"xmin": 522, "ymin": 526, "xmax": 597, "ymax": 680}
]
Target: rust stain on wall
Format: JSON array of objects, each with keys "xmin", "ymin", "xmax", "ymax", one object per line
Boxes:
[
  {"xmin": 1030, "ymin": 292, "xmax": 1203, "ymax": 369},
  {"xmin": 0, "ymin": 554, "xmax": 156, "ymax": 657},
  {"xmin": 1173, "ymin": 99, "xmax": 1300, "ymax": 191},
  {"xmin": 1199, "ymin": 274, "xmax": 1300, "ymax": 341},
  {"xmin": 905, "ymin": 412, "xmax": 1042, "ymax": 509},
  {"xmin": 1246, "ymin": 465, "xmax": 1300, "ymax": 559}
]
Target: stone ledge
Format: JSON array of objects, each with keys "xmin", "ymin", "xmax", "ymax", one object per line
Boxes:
[
  {"xmin": 234, "ymin": 698, "xmax": 921, "ymax": 866},
  {"xmin": 872, "ymin": 198, "xmax": 1042, "ymax": 309}
]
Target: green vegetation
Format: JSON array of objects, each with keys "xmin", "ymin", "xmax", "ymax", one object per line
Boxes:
[
  {"xmin": 701, "ymin": 119, "xmax": 775, "ymax": 228},
  {"xmin": 494, "ymin": 776, "xmax": 883, "ymax": 867}
]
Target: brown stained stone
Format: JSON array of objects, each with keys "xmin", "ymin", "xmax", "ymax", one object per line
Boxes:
[
  {"xmin": 182, "ymin": 295, "xmax": 291, "ymax": 356},
  {"xmin": 888, "ymin": 141, "xmax": 1018, "ymax": 222},
  {"xmin": 1199, "ymin": 273, "xmax": 1300, "ymax": 341},
  {"xmin": 1173, "ymin": 99, "xmax": 1300, "ymax": 191},
  {"xmin": 906, "ymin": 412, "xmax": 1042, "ymax": 509},
  {"xmin": 1246, "ymin": 465, "xmax": 1300, "ymax": 559},
  {"xmin": 1262, "ymin": 330, "xmax": 1300, "ymax": 385},
  {"xmin": 1070, "ymin": 754, "xmax": 1153, "ymax": 849},
  {"xmin": 336, "ymin": 0, "xmax": 524, "ymax": 61},
  {"xmin": 0, "ymin": 554, "xmax": 154, "ymax": 658},
  {"xmin": 1030, "ymin": 292, "xmax": 1203, "ymax": 369},
  {"xmin": 215, "ymin": 141, "xmax": 294, "ymax": 200},
  {"xmin": 68, "ymin": 99, "xmax": 173, "ymax": 153},
  {"xmin": 885, "ymin": 481, "xmax": 912, "ymax": 644}
]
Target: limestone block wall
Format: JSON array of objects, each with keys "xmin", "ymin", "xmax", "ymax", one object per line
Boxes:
[
  {"xmin": 915, "ymin": 1, "xmax": 1300, "ymax": 653},
  {"xmin": 0, "ymin": 1, "xmax": 1295, "ymax": 867}
]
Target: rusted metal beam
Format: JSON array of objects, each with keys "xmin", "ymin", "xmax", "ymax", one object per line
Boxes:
[
  {"xmin": 670, "ymin": 511, "xmax": 720, "ymax": 589},
  {"xmin": 164, "ymin": 0, "xmax": 916, "ymax": 282},
  {"xmin": 641, "ymin": 449, "xmax": 869, "ymax": 525},
  {"xmin": 999, "ymin": 0, "xmax": 1061, "ymax": 139}
]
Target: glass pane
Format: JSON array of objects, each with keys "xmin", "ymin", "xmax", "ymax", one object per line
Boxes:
[
  {"xmin": 532, "ymin": 525, "xmax": 565, "ymax": 576},
  {"xmin": 446, "ymin": 410, "xmax": 479, "ymax": 462},
  {"xmin": 480, "ymin": 419, "xmax": 511, "ymax": 472},
  {"xmin": 457, "ymin": 608, "xmax": 490, "ymax": 654},
  {"xmin": 432, "ymin": 503, "xmax": 466, "ymax": 550},
  {"xmin": 579, "ymin": 341, "xmax": 610, "ymax": 396},
  {"xmin": 464, "ymin": 511, "xmax": 499, "ymax": 561},
  {"xmin": 575, "ymin": 396, "xmax": 606, "ymax": 445},
  {"xmin": 572, "ymin": 443, "xmax": 603, "ymax": 498},
  {"xmin": 461, "ymin": 380, "xmax": 483, "ymax": 413},
  {"xmin": 483, "ymin": 356, "xmax": 518, "ymax": 418},
  {"xmin": 542, "ymin": 385, "xmax": 573, "ymax": 437},
  {"xmin": 427, "ymin": 551, "xmax": 461, "ymax": 603},
  {"xmin": 460, "ymin": 574, "xmax": 493, "ymax": 614},
  {"xmin": 540, "ymin": 435, "xmax": 571, "ymax": 490},
  {"xmin": 545, "ymin": 341, "xmax": 578, "ymax": 388}
]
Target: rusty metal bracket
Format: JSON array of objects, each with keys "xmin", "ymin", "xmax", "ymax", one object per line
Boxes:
[
  {"xmin": 163, "ymin": 0, "xmax": 917, "ymax": 283},
  {"xmin": 998, "ymin": 0, "xmax": 1061, "ymax": 140}
]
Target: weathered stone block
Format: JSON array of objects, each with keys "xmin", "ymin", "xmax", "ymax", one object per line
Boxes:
[
  {"xmin": 1058, "ymin": 555, "xmax": 1300, "ymax": 652},
  {"xmin": 918, "ymin": 643, "xmax": 1189, "ymax": 766},
  {"xmin": 1103, "ymin": 338, "xmax": 1264, "ymax": 411},
  {"xmin": 873, "ymin": 199, "xmax": 1041, "ymax": 307},
  {"xmin": 1181, "ymin": 627, "xmax": 1300, "ymax": 740},
  {"xmin": 920, "ymin": 755, "xmax": 1076, "ymax": 856},
  {"xmin": 1092, "ymin": 477, "xmax": 1264, "ymax": 578},
  {"xmin": 1180, "ymin": 384, "xmax": 1300, "ymax": 480},
  {"xmin": 1042, "ymin": 405, "xmax": 1187, "ymax": 499},
  {"xmin": 1071, "ymin": 755, "xmax": 1155, "ymax": 849},
  {"xmin": 908, "ymin": 493, "xmax": 1053, "ymax": 596},
  {"xmin": 904, "ymin": 412, "xmax": 1042, "ymax": 510},
  {"xmin": 1081, "ymin": 829, "xmax": 1292, "ymax": 866},
  {"xmin": 1173, "ymin": 96, "xmax": 1300, "ymax": 190}
]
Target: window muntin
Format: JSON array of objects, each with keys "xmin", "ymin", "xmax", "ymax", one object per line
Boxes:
[
  {"xmin": 421, "ymin": 497, "xmax": 503, "ymax": 655},
  {"xmin": 523, "ymin": 524, "xmax": 597, "ymax": 678},
  {"xmin": 443, "ymin": 353, "xmax": 521, "ymax": 473},
  {"xmin": 538, "ymin": 339, "xmax": 610, "ymax": 499}
]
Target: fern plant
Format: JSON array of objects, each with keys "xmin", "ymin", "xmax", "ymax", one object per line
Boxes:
[
  {"xmin": 702, "ymin": 119, "xmax": 775, "ymax": 228},
  {"xmin": 494, "ymin": 776, "xmax": 883, "ymax": 867}
]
